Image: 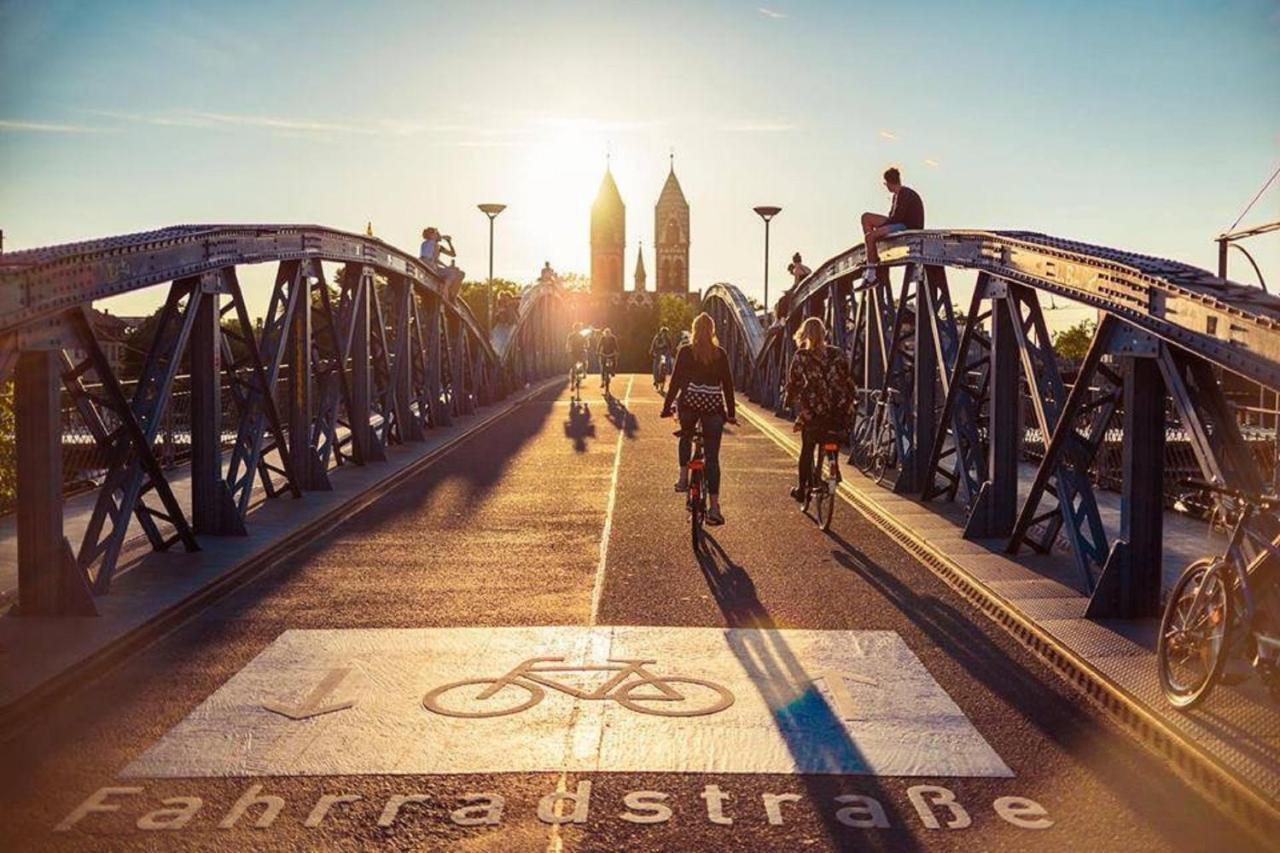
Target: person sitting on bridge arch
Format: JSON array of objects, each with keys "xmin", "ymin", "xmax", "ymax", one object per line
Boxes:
[
  {"xmin": 419, "ymin": 227, "xmax": 456, "ymax": 265},
  {"xmin": 776, "ymin": 252, "xmax": 813, "ymax": 320},
  {"xmin": 860, "ymin": 167, "xmax": 925, "ymax": 282}
]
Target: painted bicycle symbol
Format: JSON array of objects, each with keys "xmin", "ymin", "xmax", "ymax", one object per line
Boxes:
[{"xmin": 422, "ymin": 656, "xmax": 735, "ymax": 718}]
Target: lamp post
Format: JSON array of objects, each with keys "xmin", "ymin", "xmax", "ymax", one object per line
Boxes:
[
  {"xmin": 477, "ymin": 203, "xmax": 507, "ymax": 328},
  {"xmin": 753, "ymin": 206, "xmax": 781, "ymax": 322}
]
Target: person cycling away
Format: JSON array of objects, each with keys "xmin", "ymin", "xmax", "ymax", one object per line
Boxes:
[
  {"xmin": 783, "ymin": 317, "xmax": 857, "ymax": 503},
  {"xmin": 661, "ymin": 313, "xmax": 737, "ymax": 526},
  {"xmin": 860, "ymin": 166, "xmax": 924, "ymax": 283},
  {"xmin": 598, "ymin": 327, "xmax": 620, "ymax": 391},
  {"xmin": 649, "ymin": 326, "xmax": 674, "ymax": 389},
  {"xmin": 566, "ymin": 322, "xmax": 589, "ymax": 384}
]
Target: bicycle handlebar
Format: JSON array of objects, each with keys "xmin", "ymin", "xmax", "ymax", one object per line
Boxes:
[{"xmin": 1178, "ymin": 478, "xmax": 1280, "ymax": 510}]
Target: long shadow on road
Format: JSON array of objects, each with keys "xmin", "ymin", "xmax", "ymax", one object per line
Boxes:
[
  {"xmin": 564, "ymin": 400, "xmax": 596, "ymax": 452},
  {"xmin": 823, "ymin": 527, "xmax": 1235, "ymax": 851},
  {"xmin": 697, "ymin": 532, "xmax": 921, "ymax": 852}
]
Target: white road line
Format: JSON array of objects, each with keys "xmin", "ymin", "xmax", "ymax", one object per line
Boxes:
[
  {"xmin": 548, "ymin": 373, "xmax": 634, "ymax": 853},
  {"xmin": 589, "ymin": 374, "xmax": 634, "ymax": 624}
]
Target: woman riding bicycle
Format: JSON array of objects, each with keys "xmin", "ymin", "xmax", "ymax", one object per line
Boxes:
[
  {"xmin": 661, "ymin": 312, "xmax": 736, "ymax": 525},
  {"xmin": 783, "ymin": 317, "xmax": 856, "ymax": 503}
]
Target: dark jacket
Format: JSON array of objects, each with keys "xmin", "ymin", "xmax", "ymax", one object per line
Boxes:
[
  {"xmin": 783, "ymin": 344, "xmax": 857, "ymax": 429},
  {"xmin": 887, "ymin": 186, "xmax": 925, "ymax": 230},
  {"xmin": 662, "ymin": 343, "xmax": 736, "ymax": 420}
]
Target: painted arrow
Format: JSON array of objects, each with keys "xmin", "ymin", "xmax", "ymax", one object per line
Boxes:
[
  {"xmin": 811, "ymin": 670, "xmax": 879, "ymax": 721},
  {"xmin": 262, "ymin": 668, "xmax": 357, "ymax": 720}
]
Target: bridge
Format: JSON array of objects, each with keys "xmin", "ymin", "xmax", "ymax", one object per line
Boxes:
[{"xmin": 1, "ymin": 224, "xmax": 1277, "ymax": 850}]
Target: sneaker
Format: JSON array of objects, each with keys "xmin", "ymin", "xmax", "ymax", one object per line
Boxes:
[
  {"xmin": 674, "ymin": 480, "xmax": 689, "ymax": 493},
  {"xmin": 790, "ymin": 486, "xmax": 805, "ymax": 503},
  {"xmin": 706, "ymin": 508, "xmax": 725, "ymax": 525}
]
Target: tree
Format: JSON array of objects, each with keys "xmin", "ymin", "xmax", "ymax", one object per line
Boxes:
[
  {"xmin": 657, "ymin": 294, "xmax": 697, "ymax": 339},
  {"xmin": 1051, "ymin": 318, "xmax": 1097, "ymax": 363},
  {"xmin": 460, "ymin": 279, "xmax": 521, "ymax": 333},
  {"xmin": 0, "ymin": 379, "xmax": 13, "ymax": 512}
]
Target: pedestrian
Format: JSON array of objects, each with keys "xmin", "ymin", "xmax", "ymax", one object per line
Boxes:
[
  {"xmin": 783, "ymin": 316, "xmax": 857, "ymax": 503},
  {"xmin": 859, "ymin": 167, "xmax": 925, "ymax": 282}
]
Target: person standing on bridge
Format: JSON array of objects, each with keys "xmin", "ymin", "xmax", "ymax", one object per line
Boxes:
[
  {"xmin": 860, "ymin": 167, "xmax": 924, "ymax": 282},
  {"xmin": 661, "ymin": 312, "xmax": 737, "ymax": 526},
  {"xmin": 784, "ymin": 317, "xmax": 857, "ymax": 503}
]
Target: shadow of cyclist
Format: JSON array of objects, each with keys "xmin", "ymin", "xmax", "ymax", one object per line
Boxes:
[
  {"xmin": 564, "ymin": 400, "xmax": 595, "ymax": 453},
  {"xmin": 697, "ymin": 532, "xmax": 921, "ymax": 851},
  {"xmin": 605, "ymin": 394, "xmax": 639, "ymax": 439}
]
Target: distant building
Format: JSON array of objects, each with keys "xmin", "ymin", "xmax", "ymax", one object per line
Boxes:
[
  {"xmin": 590, "ymin": 165, "xmax": 626, "ymax": 295},
  {"xmin": 634, "ymin": 243, "xmax": 647, "ymax": 292},
  {"xmin": 654, "ymin": 157, "xmax": 690, "ymax": 295},
  {"xmin": 88, "ymin": 309, "xmax": 145, "ymax": 375}
]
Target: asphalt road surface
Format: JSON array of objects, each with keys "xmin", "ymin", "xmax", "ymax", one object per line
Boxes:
[{"xmin": 0, "ymin": 375, "xmax": 1266, "ymax": 852}]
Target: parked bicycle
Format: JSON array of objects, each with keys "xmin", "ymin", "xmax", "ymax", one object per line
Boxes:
[
  {"xmin": 1158, "ymin": 478, "xmax": 1280, "ymax": 708},
  {"xmin": 850, "ymin": 390, "xmax": 896, "ymax": 483},
  {"xmin": 675, "ymin": 423, "xmax": 708, "ymax": 550},
  {"xmin": 803, "ymin": 431, "xmax": 844, "ymax": 531}
]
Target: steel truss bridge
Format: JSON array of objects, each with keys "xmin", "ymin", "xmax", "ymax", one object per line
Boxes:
[
  {"xmin": 703, "ymin": 230, "xmax": 1280, "ymax": 619},
  {"xmin": 0, "ymin": 225, "xmax": 568, "ymax": 616}
]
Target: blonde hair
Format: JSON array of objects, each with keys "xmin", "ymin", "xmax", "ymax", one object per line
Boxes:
[
  {"xmin": 690, "ymin": 312, "xmax": 719, "ymax": 364},
  {"xmin": 794, "ymin": 316, "xmax": 827, "ymax": 351}
]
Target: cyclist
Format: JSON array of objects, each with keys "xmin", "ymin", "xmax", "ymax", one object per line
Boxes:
[
  {"xmin": 649, "ymin": 326, "xmax": 674, "ymax": 389},
  {"xmin": 598, "ymin": 327, "xmax": 620, "ymax": 392},
  {"xmin": 783, "ymin": 316, "xmax": 857, "ymax": 503},
  {"xmin": 566, "ymin": 322, "xmax": 589, "ymax": 388},
  {"xmin": 661, "ymin": 312, "xmax": 737, "ymax": 525}
]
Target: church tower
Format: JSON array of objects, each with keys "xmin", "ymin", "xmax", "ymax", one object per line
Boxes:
[
  {"xmin": 634, "ymin": 243, "xmax": 647, "ymax": 292},
  {"xmin": 590, "ymin": 163, "xmax": 625, "ymax": 295},
  {"xmin": 654, "ymin": 153, "xmax": 690, "ymax": 294}
]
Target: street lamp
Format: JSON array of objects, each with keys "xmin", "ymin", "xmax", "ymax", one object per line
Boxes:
[
  {"xmin": 753, "ymin": 206, "xmax": 782, "ymax": 322},
  {"xmin": 477, "ymin": 203, "xmax": 507, "ymax": 327}
]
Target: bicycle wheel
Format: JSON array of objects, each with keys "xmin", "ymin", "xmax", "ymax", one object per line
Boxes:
[
  {"xmin": 423, "ymin": 679, "xmax": 544, "ymax": 718},
  {"xmin": 818, "ymin": 474, "xmax": 836, "ymax": 531},
  {"xmin": 689, "ymin": 476, "xmax": 704, "ymax": 551},
  {"xmin": 615, "ymin": 677, "xmax": 735, "ymax": 717},
  {"xmin": 1158, "ymin": 558, "xmax": 1231, "ymax": 709}
]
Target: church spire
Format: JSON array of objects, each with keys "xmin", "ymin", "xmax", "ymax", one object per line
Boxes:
[{"xmin": 634, "ymin": 242, "xmax": 647, "ymax": 292}]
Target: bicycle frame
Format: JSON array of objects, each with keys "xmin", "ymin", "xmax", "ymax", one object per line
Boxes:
[
  {"xmin": 478, "ymin": 656, "xmax": 687, "ymax": 702},
  {"xmin": 1210, "ymin": 505, "xmax": 1280, "ymax": 652}
]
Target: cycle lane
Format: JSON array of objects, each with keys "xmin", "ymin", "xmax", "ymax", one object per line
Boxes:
[{"xmin": 574, "ymin": 377, "xmax": 1266, "ymax": 852}]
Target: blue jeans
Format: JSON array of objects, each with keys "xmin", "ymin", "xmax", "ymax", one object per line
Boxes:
[{"xmin": 678, "ymin": 410, "xmax": 725, "ymax": 495}]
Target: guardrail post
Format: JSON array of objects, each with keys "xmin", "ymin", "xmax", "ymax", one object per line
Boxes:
[
  {"xmin": 902, "ymin": 266, "xmax": 936, "ymax": 493},
  {"xmin": 1088, "ymin": 348, "xmax": 1165, "ymax": 618},
  {"xmin": 349, "ymin": 269, "xmax": 374, "ymax": 461},
  {"xmin": 190, "ymin": 279, "xmax": 242, "ymax": 535},
  {"xmin": 16, "ymin": 349, "xmax": 94, "ymax": 615},
  {"xmin": 288, "ymin": 266, "xmax": 329, "ymax": 490},
  {"xmin": 966, "ymin": 282, "xmax": 1018, "ymax": 539}
]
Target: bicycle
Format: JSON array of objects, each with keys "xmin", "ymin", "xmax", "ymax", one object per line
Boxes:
[
  {"xmin": 850, "ymin": 390, "xmax": 895, "ymax": 482},
  {"xmin": 653, "ymin": 353, "xmax": 672, "ymax": 394},
  {"xmin": 675, "ymin": 422, "xmax": 708, "ymax": 551},
  {"xmin": 423, "ymin": 656, "xmax": 734, "ymax": 718},
  {"xmin": 1157, "ymin": 478, "xmax": 1280, "ymax": 709},
  {"xmin": 569, "ymin": 359, "xmax": 586, "ymax": 402},
  {"xmin": 803, "ymin": 430, "xmax": 845, "ymax": 531},
  {"xmin": 601, "ymin": 354, "xmax": 617, "ymax": 398}
]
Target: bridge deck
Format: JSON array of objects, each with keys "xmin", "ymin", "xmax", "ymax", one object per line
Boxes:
[{"xmin": 0, "ymin": 376, "xmax": 1272, "ymax": 850}]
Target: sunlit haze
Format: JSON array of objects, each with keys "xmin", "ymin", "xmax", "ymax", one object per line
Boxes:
[{"xmin": 2, "ymin": 0, "xmax": 1277, "ymax": 318}]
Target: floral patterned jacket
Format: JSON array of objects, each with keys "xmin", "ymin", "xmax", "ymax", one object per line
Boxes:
[{"xmin": 783, "ymin": 345, "xmax": 857, "ymax": 430}]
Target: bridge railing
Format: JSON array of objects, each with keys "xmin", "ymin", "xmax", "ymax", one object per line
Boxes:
[
  {"xmin": 0, "ymin": 225, "xmax": 568, "ymax": 616},
  {"xmin": 702, "ymin": 228, "xmax": 1280, "ymax": 620}
]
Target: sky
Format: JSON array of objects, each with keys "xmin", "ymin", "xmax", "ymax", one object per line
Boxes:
[{"xmin": 1, "ymin": 0, "xmax": 1278, "ymax": 322}]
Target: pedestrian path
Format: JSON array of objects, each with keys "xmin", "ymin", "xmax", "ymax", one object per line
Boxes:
[{"xmin": 738, "ymin": 399, "xmax": 1280, "ymax": 829}]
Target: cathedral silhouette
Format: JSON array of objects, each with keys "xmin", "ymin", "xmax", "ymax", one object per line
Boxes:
[{"xmin": 589, "ymin": 155, "xmax": 690, "ymax": 296}]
